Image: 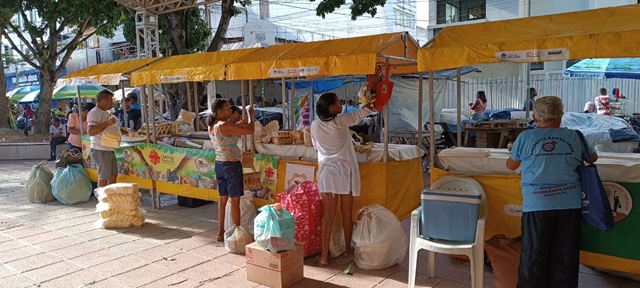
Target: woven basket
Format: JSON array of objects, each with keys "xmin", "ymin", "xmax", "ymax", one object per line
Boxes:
[
  {"xmin": 243, "ymin": 171, "xmax": 262, "ymax": 190},
  {"xmin": 137, "ymin": 122, "xmax": 174, "ymax": 138}
]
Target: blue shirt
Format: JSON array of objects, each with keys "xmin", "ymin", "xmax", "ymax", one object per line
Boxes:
[
  {"xmin": 130, "ymin": 103, "xmax": 142, "ymax": 110},
  {"xmin": 509, "ymin": 128, "xmax": 593, "ymax": 212}
]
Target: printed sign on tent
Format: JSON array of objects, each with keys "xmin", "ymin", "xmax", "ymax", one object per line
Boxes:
[
  {"xmin": 495, "ymin": 48, "xmax": 569, "ymax": 62},
  {"xmin": 284, "ymin": 163, "xmax": 316, "ymax": 190}
]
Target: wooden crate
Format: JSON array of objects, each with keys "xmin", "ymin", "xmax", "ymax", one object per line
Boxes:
[
  {"xmin": 475, "ymin": 130, "xmax": 502, "ymax": 148},
  {"xmin": 243, "ymin": 171, "xmax": 262, "ymax": 190}
]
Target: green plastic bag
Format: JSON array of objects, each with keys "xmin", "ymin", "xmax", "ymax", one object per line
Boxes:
[
  {"xmin": 51, "ymin": 164, "xmax": 92, "ymax": 205},
  {"xmin": 254, "ymin": 204, "xmax": 296, "ymax": 252},
  {"xmin": 25, "ymin": 160, "xmax": 56, "ymax": 204}
]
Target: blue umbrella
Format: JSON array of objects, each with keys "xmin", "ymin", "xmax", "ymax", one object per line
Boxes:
[{"xmin": 563, "ymin": 58, "xmax": 640, "ymax": 79}]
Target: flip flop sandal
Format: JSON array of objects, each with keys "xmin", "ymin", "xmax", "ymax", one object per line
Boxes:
[
  {"xmin": 313, "ymin": 255, "xmax": 330, "ymax": 267},
  {"xmin": 216, "ymin": 235, "xmax": 224, "ymax": 242}
]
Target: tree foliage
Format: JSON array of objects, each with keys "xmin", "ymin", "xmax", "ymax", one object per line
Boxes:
[
  {"xmin": 311, "ymin": 0, "xmax": 387, "ymax": 20},
  {"xmin": 0, "ymin": 0, "xmax": 126, "ymax": 134}
]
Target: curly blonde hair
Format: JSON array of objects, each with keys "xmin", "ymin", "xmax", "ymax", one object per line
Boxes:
[{"xmin": 533, "ymin": 96, "xmax": 563, "ymax": 123}]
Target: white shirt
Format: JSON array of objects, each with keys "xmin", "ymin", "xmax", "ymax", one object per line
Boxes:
[
  {"xmin": 49, "ymin": 124, "xmax": 66, "ymax": 137},
  {"xmin": 311, "ymin": 107, "xmax": 372, "ymax": 196},
  {"xmin": 87, "ymin": 107, "xmax": 114, "ymax": 151}
]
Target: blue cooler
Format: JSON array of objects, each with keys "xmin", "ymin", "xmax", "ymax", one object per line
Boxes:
[{"xmin": 420, "ymin": 189, "xmax": 482, "ymax": 243}]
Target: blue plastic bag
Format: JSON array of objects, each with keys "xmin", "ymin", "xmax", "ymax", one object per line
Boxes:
[
  {"xmin": 254, "ymin": 204, "xmax": 295, "ymax": 252},
  {"xmin": 51, "ymin": 164, "xmax": 92, "ymax": 205}
]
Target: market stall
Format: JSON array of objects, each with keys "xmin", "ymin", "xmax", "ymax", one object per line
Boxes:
[
  {"xmin": 224, "ymin": 32, "xmax": 425, "ymax": 220},
  {"xmin": 418, "ymin": 4, "xmax": 640, "ymax": 273}
]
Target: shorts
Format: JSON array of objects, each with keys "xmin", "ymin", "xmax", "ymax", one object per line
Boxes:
[
  {"xmin": 90, "ymin": 149, "xmax": 117, "ymax": 180},
  {"xmin": 214, "ymin": 161, "xmax": 243, "ymax": 198},
  {"xmin": 67, "ymin": 143, "xmax": 82, "ymax": 153}
]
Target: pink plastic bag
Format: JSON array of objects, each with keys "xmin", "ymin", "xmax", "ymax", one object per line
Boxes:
[{"xmin": 277, "ymin": 180, "xmax": 323, "ymax": 257}]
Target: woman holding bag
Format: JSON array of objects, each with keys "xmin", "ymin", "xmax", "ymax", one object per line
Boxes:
[
  {"xmin": 506, "ymin": 96, "xmax": 598, "ymax": 288},
  {"xmin": 311, "ymin": 92, "xmax": 375, "ymax": 266},
  {"xmin": 207, "ymin": 98, "xmax": 254, "ymax": 242}
]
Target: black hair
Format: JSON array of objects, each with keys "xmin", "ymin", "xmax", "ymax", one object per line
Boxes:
[
  {"xmin": 52, "ymin": 117, "xmax": 60, "ymax": 123},
  {"xmin": 231, "ymin": 106, "xmax": 242, "ymax": 114},
  {"xmin": 529, "ymin": 87, "xmax": 536, "ymax": 93},
  {"xmin": 206, "ymin": 98, "xmax": 228, "ymax": 126},
  {"xmin": 477, "ymin": 91, "xmax": 487, "ymax": 103},
  {"xmin": 316, "ymin": 93, "xmax": 339, "ymax": 122}
]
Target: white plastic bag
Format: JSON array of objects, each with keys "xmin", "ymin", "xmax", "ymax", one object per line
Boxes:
[
  {"xmin": 25, "ymin": 160, "xmax": 56, "ymax": 204},
  {"xmin": 224, "ymin": 191, "xmax": 257, "ymax": 234},
  {"xmin": 353, "ymin": 205, "xmax": 408, "ymax": 270},
  {"xmin": 329, "ymin": 213, "xmax": 346, "ymax": 257},
  {"xmin": 101, "ymin": 124, "xmax": 122, "ymax": 148},
  {"xmin": 224, "ymin": 225, "xmax": 254, "ymax": 254}
]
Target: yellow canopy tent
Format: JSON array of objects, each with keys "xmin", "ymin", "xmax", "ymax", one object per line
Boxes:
[
  {"xmin": 129, "ymin": 48, "xmax": 261, "ymax": 86},
  {"xmin": 226, "ymin": 31, "xmax": 420, "ymax": 80},
  {"xmin": 418, "ymin": 4, "xmax": 640, "ymax": 274},
  {"xmin": 57, "ymin": 57, "xmax": 163, "ymax": 86},
  {"xmin": 418, "ymin": 4, "xmax": 640, "ymax": 72}
]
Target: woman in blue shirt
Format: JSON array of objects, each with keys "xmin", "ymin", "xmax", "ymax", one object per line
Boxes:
[{"xmin": 506, "ymin": 96, "xmax": 598, "ymax": 288}]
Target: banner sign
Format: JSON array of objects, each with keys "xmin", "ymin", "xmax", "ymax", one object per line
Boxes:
[
  {"xmin": 495, "ymin": 48, "xmax": 569, "ymax": 62},
  {"xmin": 253, "ymin": 154, "xmax": 279, "ymax": 199}
]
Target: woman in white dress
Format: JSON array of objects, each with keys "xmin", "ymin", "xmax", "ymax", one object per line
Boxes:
[{"xmin": 311, "ymin": 92, "xmax": 375, "ymax": 266}]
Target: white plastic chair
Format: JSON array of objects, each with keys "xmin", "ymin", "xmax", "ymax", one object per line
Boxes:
[{"xmin": 408, "ymin": 176, "xmax": 487, "ymax": 288}]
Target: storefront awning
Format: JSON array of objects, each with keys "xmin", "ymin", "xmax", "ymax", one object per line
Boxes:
[
  {"xmin": 226, "ymin": 32, "xmax": 420, "ymax": 80},
  {"xmin": 130, "ymin": 48, "xmax": 261, "ymax": 86},
  {"xmin": 57, "ymin": 57, "xmax": 163, "ymax": 86},
  {"xmin": 418, "ymin": 4, "xmax": 640, "ymax": 72}
]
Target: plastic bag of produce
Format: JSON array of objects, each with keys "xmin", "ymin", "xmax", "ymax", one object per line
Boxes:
[
  {"xmin": 224, "ymin": 225, "xmax": 254, "ymax": 254},
  {"xmin": 50, "ymin": 164, "xmax": 92, "ymax": 205},
  {"xmin": 254, "ymin": 204, "xmax": 295, "ymax": 252},
  {"xmin": 25, "ymin": 160, "xmax": 56, "ymax": 204},
  {"xmin": 353, "ymin": 205, "xmax": 407, "ymax": 270},
  {"xmin": 224, "ymin": 191, "xmax": 257, "ymax": 234}
]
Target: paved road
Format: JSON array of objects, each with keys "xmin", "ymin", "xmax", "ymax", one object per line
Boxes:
[{"xmin": 0, "ymin": 160, "xmax": 637, "ymax": 288}]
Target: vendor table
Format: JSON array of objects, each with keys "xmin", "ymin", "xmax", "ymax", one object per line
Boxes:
[
  {"xmin": 463, "ymin": 120, "xmax": 528, "ymax": 148},
  {"xmin": 434, "ymin": 148, "xmax": 640, "ymax": 274},
  {"xmin": 82, "ymin": 135, "xmax": 425, "ymax": 221}
]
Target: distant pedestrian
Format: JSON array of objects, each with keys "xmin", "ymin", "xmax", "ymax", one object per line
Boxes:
[{"xmin": 49, "ymin": 118, "xmax": 67, "ymax": 161}]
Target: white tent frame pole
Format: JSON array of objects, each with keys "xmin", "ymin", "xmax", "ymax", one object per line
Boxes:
[
  {"xmin": 429, "ymin": 71, "xmax": 435, "ymax": 168},
  {"xmin": 76, "ymin": 85, "xmax": 83, "ymax": 134},
  {"xmin": 290, "ymin": 78, "xmax": 296, "ymax": 130},
  {"xmin": 417, "ymin": 74, "xmax": 424, "ymax": 153},
  {"xmin": 249, "ymin": 79, "xmax": 254, "ymax": 152},
  {"xmin": 241, "ymin": 80, "xmax": 247, "ymax": 151},
  {"xmin": 456, "ymin": 68, "xmax": 462, "ymax": 146},
  {"xmin": 186, "ymin": 81, "xmax": 192, "ymax": 113},
  {"xmin": 383, "ymin": 58, "xmax": 390, "ymax": 163},
  {"xmin": 194, "ymin": 82, "xmax": 199, "ymax": 131},
  {"xmin": 281, "ymin": 77, "xmax": 286, "ymax": 128}
]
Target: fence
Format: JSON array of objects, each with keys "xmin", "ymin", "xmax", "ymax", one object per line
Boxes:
[{"xmin": 441, "ymin": 75, "xmax": 640, "ymax": 116}]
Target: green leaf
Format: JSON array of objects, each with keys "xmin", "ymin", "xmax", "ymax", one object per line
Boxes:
[{"xmin": 343, "ymin": 262, "xmax": 357, "ymax": 275}]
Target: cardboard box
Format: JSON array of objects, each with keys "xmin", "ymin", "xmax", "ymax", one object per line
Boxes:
[{"xmin": 246, "ymin": 242, "xmax": 304, "ymax": 288}]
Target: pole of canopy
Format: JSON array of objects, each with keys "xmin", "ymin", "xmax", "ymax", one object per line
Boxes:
[
  {"xmin": 76, "ymin": 85, "xmax": 83, "ymax": 135},
  {"xmin": 249, "ymin": 79, "xmax": 254, "ymax": 152},
  {"xmin": 417, "ymin": 73, "xmax": 424, "ymax": 153},
  {"xmin": 141, "ymin": 85, "xmax": 150, "ymax": 144},
  {"xmin": 290, "ymin": 78, "xmax": 296, "ymax": 130},
  {"xmin": 281, "ymin": 77, "xmax": 286, "ymax": 129},
  {"xmin": 186, "ymin": 81, "xmax": 192, "ymax": 114},
  {"xmin": 158, "ymin": 84, "xmax": 163, "ymax": 123},
  {"xmin": 207, "ymin": 81, "xmax": 214, "ymax": 113},
  {"xmin": 383, "ymin": 58, "xmax": 390, "ymax": 163},
  {"xmin": 241, "ymin": 80, "xmax": 247, "ymax": 150},
  {"xmin": 194, "ymin": 82, "xmax": 199, "ymax": 131},
  {"xmin": 120, "ymin": 83, "xmax": 128, "ymax": 129},
  {"xmin": 428, "ymin": 71, "xmax": 436, "ymax": 169},
  {"xmin": 456, "ymin": 68, "xmax": 462, "ymax": 146}
]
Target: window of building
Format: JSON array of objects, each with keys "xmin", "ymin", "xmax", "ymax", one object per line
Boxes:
[
  {"xmin": 437, "ymin": 0, "xmax": 486, "ymax": 25},
  {"xmin": 529, "ymin": 62, "xmax": 544, "ymax": 71},
  {"xmin": 394, "ymin": 9, "xmax": 415, "ymax": 29}
]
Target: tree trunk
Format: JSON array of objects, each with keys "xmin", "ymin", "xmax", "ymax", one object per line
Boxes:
[
  {"xmin": 162, "ymin": 11, "xmax": 191, "ymax": 120},
  {"xmin": 207, "ymin": 0, "xmax": 235, "ymax": 52},
  {"xmin": 0, "ymin": 56, "xmax": 9, "ymax": 129},
  {"xmin": 34, "ymin": 71, "xmax": 56, "ymax": 135}
]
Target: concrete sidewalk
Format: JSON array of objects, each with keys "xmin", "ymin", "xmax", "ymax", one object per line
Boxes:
[{"xmin": 0, "ymin": 160, "xmax": 637, "ymax": 288}]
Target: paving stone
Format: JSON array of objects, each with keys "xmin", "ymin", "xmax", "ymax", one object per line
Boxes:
[
  {"xmin": 0, "ymin": 263, "xmax": 19, "ymax": 279},
  {"xmin": 0, "ymin": 245, "xmax": 44, "ymax": 264},
  {"xmin": 131, "ymin": 243, "xmax": 183, "ymax": 263},
  {"xmin": 6, "ymin": 252, "xmax": 63, "ymax": 272},
  {"xmin": 178, "ymin": 260, "xmax": 239, "ymax": 283},
  {"xmin": 110, "ymin": 238, "xmax": 160, "ymax": 255},
  {"xmin": 43, "ymin": 268, "xmax": 107, "ymax": 288},
  {"xmin": 69, "ymin": 248, "xmax": 125, "ymax": 267},
  {"xmin": 90, "ymin": 255, "xmax": 148, "ymax": 278},
  {"xmin": 113, "ymin": 263, "xmax": 171, "ymax": 287},
  {"xmin": 23, "ymin": 260, "xmax": 83, "ymax": 283},
  {"xmin": 19, "ymin": 230, "xmax": 67, "ymax": 245},
  {"xmin": 139, "ymin": 273, "xmax": 201, "ymax": 288},
  {"xmin": 152, "ymin": 251, "xmax": 210, "ymax": 274},
  {"xmin": 0, "ymin": 273, "xmax": 39, "ymax": 288},
  {"xmin": 34, "ymin": 236, "xmax": 85, "ymax": 252},
  {"xmin": 51, "ymin": 242, "xmax": 103, "ymax": 259}
]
